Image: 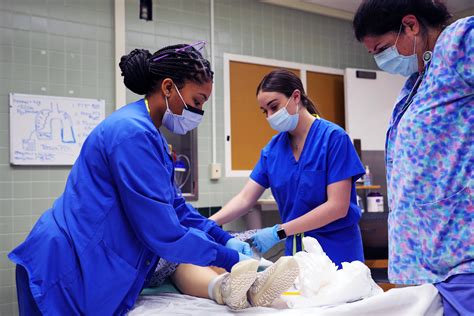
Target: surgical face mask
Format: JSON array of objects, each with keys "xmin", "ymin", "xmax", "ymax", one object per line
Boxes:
[
  {"xmin": 162, "ymin": 84, "xmax": 204, "ymax": 135},
  {"xmin": 374, "ymin": 26, "xmax": 418, "ymax": 77},
  {"xmin": 267, "ymin": 96, "xmax": 299, "ymax": 132}
]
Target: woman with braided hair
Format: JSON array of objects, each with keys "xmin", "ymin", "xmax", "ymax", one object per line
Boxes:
[{"xmin": 9, "ymin": 43, "xmax": 298, "ymax": 315}]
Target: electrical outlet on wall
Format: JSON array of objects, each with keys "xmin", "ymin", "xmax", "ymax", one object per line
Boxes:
[{"xmin": 209, "ymin": 163, "xmax": 221, "ymax": 180}]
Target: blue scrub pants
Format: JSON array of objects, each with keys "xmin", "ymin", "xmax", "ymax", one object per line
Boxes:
[
  {"xmin": 434, "ymin": 273, "xmax": 474, "ymax": 316},
  {"xmin": 15, "ymin": 265, "xmax": 41, "ymax": 316}
]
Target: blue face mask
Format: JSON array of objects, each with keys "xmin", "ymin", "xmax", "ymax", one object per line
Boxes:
[
  {"xmin": 163, "ymin": 84, "xmax": 204, "ymax": 135},
  {"xmin": 267, "ymin": 96, "xmax": 299, "ymax": 132},
  {"xmin": 374, "ymin": 26, "xmax": 418, "ymax": 77}
]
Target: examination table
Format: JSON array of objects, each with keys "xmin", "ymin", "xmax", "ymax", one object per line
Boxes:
[{"xmin": 130, "ymin": 281, "xmax": 442, "ymax": 315}]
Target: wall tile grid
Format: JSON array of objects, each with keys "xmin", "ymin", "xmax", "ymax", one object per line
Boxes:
[{"xmin": 0, "ymin": 0, "xmax": 115, "ymax": 313}]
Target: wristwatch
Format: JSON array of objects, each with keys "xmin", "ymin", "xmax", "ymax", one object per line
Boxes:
[{"xmin": 276, "ymin": 225, "xmax": 287, "ymax": 240}]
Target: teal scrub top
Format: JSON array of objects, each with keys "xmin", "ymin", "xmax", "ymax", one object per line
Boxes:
[{"xmin": 385, "ymin": 17, "xmax": 474, "ymax": 284}]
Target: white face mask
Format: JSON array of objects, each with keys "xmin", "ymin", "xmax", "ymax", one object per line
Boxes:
[
  {"xmin": 162, "ymin": 84, "xmax": 204, "ymax": 135},
  {"xmin": 266, "ymin": 96, "xmax": 299, "ymax": 132},
  {"xmin": 374, "ymin": 25, "xmax": 418, "ymax": 77}
]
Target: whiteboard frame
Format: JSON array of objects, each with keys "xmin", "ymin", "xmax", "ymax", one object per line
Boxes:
[
  {"xmin": 9, "ymin": 92, "xmax": 105, "ymax": 166},
  {"xmin": 223, "ymin": 53, "xmax": 343, "ymax": 177}
]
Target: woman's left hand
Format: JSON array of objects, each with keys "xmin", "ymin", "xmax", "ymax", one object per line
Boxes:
[
  {"xmin": 251, "ymin": 225, "xmax": 280, "ymax": 253},
  {"xmin": 225, "ymin": 238, "xmax": 253, "ymax": 256}
]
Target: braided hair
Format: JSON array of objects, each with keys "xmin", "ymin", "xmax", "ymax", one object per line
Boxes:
[
  {"xmin": 119, "ymin": 44, "xmax": 213, "ymax": 95},
  {"xmin": 257, "ymin": 69, "xmax": 320, "ymax": 116}
]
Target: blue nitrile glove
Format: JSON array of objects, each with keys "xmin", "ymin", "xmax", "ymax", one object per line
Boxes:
[
  {"xmin": 251, "ymin": 224, "xmax": 280, "ymax": 253},
  {"xmin": 225, "ymin": 238, "xmax": 253, "ymax": 257},
  {"xmin": 238, "ymin": 253, "xmax": 253, "ymax": 262}
]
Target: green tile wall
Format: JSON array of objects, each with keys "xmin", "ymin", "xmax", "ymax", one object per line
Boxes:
[{"xmin": 0, "ymin": 0, "xmax": 115, "ymax": 313}]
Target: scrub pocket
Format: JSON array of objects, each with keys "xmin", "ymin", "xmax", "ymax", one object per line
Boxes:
[
  {"xmin": 64, "ymin": 240, "xmax": 137, "ymax": 314},
  {"xmin": 413, "ymin": 186, "xmax": 473, "ymax": 275},
  {"xmin": 298, "ymin": 170, "xmax": 327, "ymax": 208}
]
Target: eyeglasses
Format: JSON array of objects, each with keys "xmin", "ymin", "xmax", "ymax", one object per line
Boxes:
[{"xmin": 153, "ymin": 40, "xmax": 207, "ymax": 62}]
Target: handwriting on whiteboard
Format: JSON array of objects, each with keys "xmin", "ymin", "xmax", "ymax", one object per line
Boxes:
[{"xmin": 9, "ymin": 93, "xmax": 105, "ymax": 165}]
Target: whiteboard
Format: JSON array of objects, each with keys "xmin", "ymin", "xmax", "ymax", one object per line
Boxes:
[
  {"xmin": 9, "ymin": 93, "xmax": 105, "ymax": 165},
  {"xmin": 344, "ymin": 68, "xmax": 406, "ymax": 151}
]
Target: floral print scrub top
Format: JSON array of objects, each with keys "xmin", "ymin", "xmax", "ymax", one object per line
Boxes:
[{"xmin": 386, "ymin": 17, "xmax": 473, "ymax": 284}]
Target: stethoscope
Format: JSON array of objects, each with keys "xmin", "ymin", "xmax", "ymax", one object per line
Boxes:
[{"xmin": 385, "ymin": 51, "xmax": 432, "ymax": 166}]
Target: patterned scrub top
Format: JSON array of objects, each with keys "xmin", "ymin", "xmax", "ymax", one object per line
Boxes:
[{"xmin": 386, "ymin": 16, "xmax": 473, "ymax": 284}]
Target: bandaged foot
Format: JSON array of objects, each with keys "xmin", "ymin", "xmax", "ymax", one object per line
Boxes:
[
  {"xmin": 211, "ymin": 259, "xmax": 259, "ymax": 310},
  {"xmin": 247, "ymin": 256, "xmax": 299, "ymax": 307}
]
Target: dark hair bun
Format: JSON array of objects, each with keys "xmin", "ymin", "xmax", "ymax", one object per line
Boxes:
[{"xmin": 119, "ymin": 49, "xmax": 153, "ymax": 95}]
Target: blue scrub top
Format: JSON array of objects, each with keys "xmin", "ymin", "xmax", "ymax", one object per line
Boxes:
[
  {"xmin": 9, "ymin": 99, "xmax": 237, "ymax": 315},
  {"xmin": 251, "ymin": 118, "xmax": 365, "ymax": 266}
]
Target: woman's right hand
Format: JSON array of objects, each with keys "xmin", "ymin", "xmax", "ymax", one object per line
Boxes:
[{"xmin": 225, "ymin": 238, "xmax": 253, "ymax": 257}]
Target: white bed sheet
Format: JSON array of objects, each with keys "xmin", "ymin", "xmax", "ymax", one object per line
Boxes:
[{"xmin": 129, "ymin": 284, "xmax": 442, "ymax": 316}]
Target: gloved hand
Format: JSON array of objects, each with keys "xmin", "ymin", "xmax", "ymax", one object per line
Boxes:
[
  {"xmin": 251, "ymin": 224, "xmax": 280, "ymax": 253},
  {"xmin": 225, "ymin": 238, "xmax": 253, "ymax": 257},
  {"xmin": 238, "ymin": 252, "xmax": 253, "ymax": 262}
]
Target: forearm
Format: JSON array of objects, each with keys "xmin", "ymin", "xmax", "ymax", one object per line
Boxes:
[
  {"xmin": 210, "ymin": 193, "xmax": 251, "ymax": 225},
  {"xmin": 282, "ymin": 200, "xmax": 348, "ymax": 236}
]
